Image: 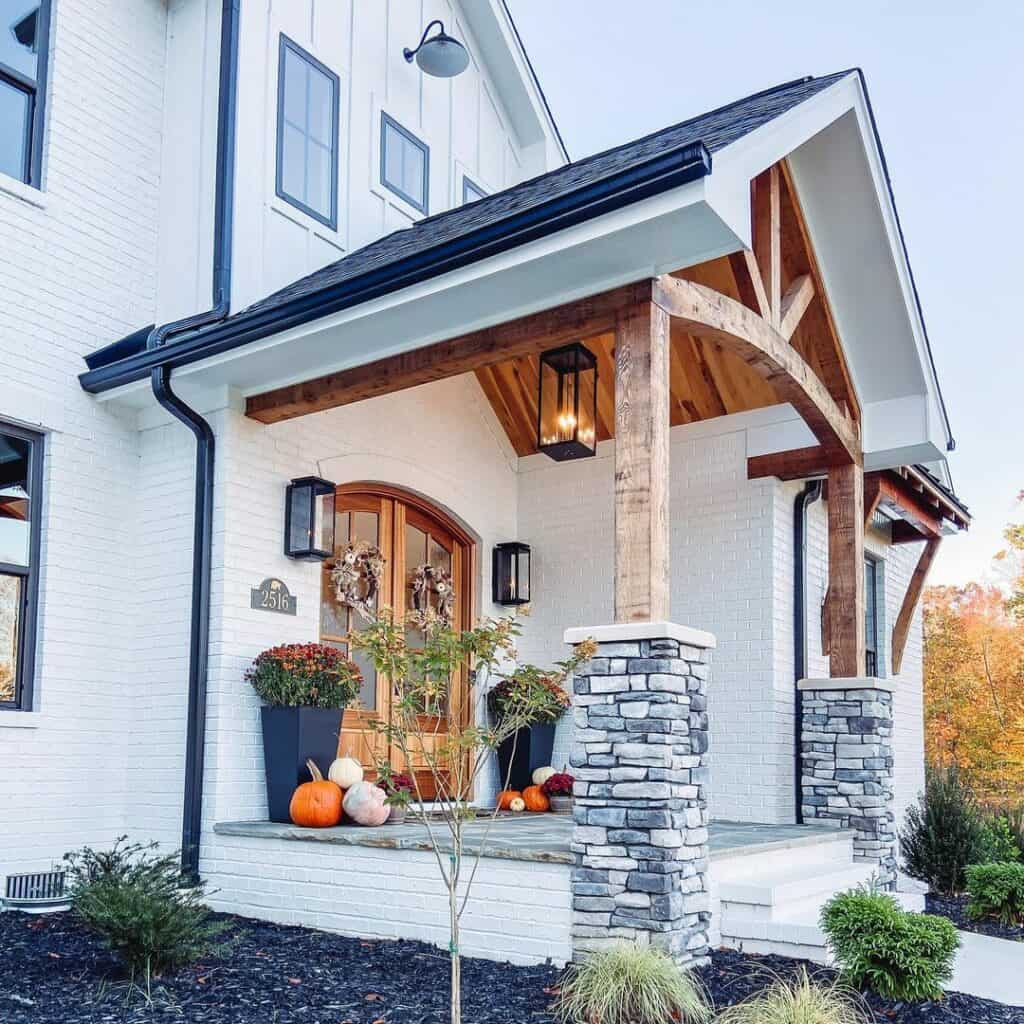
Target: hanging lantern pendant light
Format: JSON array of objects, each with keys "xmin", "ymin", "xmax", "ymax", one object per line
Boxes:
[{"xmin": 537, "ymin": 342, "xmax": 598, "ymax": 461}]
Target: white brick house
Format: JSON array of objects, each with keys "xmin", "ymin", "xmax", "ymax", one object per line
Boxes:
[{"xmin": 1, "ymin": 0, "xmax": 968, "ymax": 964}]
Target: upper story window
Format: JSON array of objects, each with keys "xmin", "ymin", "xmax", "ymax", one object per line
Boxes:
[
  {"xmin": 0, "ymin": 0, "xmax": 51, "ymax": 187},
  {"xmin": 276, "ymin": 35, "xmax": 339, "ymax": 229},
  {"xmin": 864, "ymin": 556, "xmax": 880, "ymax": 677},
  {"xmin": 0, "ymin": 423, "xmax": 43, "ymax": 710},
  {"xmin": 381, "ymin": 113, "xmax": 429, "ymax": 214},
  {"xmin": 462, "ymin": 175, "xmax": 487, "ymax": 204}
]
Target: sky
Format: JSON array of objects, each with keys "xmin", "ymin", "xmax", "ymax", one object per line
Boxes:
[{"xmin": 507, "ymin": 0, "xmax": 1024, "ymax": 587}]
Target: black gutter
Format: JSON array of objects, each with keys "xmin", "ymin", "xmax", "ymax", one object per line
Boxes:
[
  {"xmin": 793, "ymin": 480, "xmax": 823, "ymax": 824},
  {"xmin": 80, "ymin": 141, "xmax": 712, "ymax": 393},
  {"xmin": 144, "ymin": 0, "xmax": 239, "ymax": 880}
]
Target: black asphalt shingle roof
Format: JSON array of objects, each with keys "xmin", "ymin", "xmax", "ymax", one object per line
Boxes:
[{"xmin": 243, "ymin": 71, "xmax": 852, "ymax": 318}]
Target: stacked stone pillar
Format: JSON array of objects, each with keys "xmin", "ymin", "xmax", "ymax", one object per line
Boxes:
[
  {"xmin": 798, "ymin": 678, "xmax": 897, "ymax": 886},
  {"xmin": 566, "ymin": 623, "xmax": 715, "ymax": 967}
]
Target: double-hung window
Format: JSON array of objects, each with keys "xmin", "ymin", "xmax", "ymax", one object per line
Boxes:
[
  {"xmin": 381, "ymin": 113, "xmax": 429, "ymax": 213},
  {"xmin": 276, "ymin": 35, "xmax": 339, "ymax": 229},
  {"xmin": 864, "ymin": 556, "xmax": 880, "ymax": 678},
  {"xmin": 0, "ymin": 0, "xmax": 51, "ymax": 186},
  {"xmin": 0, "ymin": 424, "xmax": 43, "ymax": 710}
]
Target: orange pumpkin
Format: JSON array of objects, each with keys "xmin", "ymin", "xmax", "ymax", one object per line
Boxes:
[
  {"xmin": 497, "ymin": 789, "xmax": 523, "ymax": 811},
  {"xmin": 290, "ymin": 759, "xmax": 343, "ymax": 827},
  {"xmin": 522, "ymin": 785, "xmax": 550, "ymax": 812}
]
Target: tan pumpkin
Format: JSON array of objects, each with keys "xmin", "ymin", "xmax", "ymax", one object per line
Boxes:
[
  {"xmin": 532, "ymin": 766, "xmax": 556, "ymax": 787},
  {"xmin": 522, "ymin": 785, "xmax": 550, "ymax": 812},
  {"xmin": 497, "ymin": 789, "xmax": 523, "ymax": 811},
  {"xmin": 290, "ymin": 759, "xmax": 343, "ymax": 827},
  {"xmin": 328, "ymin": 755, "xmax": 364, "ymax": 789},
  {"xmin": 508, "ymin": 797, "xmax": 526, "ymax": 813}
]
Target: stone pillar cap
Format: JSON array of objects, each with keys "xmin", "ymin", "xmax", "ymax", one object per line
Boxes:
[
  {"xmin": 563, "ymin": 620, "xmax": 717, "ymax": 650},
  {"xmin": 798, "ymin": 677, "xmax": 895, "ymax": 693}
]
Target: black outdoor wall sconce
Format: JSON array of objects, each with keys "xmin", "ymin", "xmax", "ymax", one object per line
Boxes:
[
  {"xmin": 284, "ymin": 476, "xmax": 336, "ymax": 560},
  {"xmin": 492, "ymin": 542, "xmax": 531, "ymax": 606}
]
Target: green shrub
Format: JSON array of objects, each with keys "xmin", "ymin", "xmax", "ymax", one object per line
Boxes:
[
  {"xmin": 556, "ymin": 944, "xmax": 710, "ymax": 1024},
  {"xmin": 715, "ymin": 968, "xmax": 869, "ymax": 1024},
  {"xmin": 978, "ymin": 816, "xmax": 1022, "ymax": 864},
  {"xmin": 965, "ymin": 862, "xmax": 1024, "ymax": 925},
  {"xmin": 64, "ymin": 838, "xmax": 229, "ymax": 984},
  {"xmin": 1000, "ymin": 804, "xmax": 1024, "ymax": 859},
  {"xmin": 900, "ymin": 766, "xmax": 985, "ymax": 894},
  {"xmin": 820, "ymin": 888, "xmax": 959, "ymax": 1002}
]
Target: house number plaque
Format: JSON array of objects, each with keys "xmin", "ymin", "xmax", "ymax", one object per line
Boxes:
[{"xmin": 250, "ymin": 577, "xmax": 297, "ymax": 615}]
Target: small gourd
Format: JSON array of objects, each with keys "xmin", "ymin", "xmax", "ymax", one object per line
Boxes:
[
  {"xmin": 342, "ymin": 780, "xmax": 391, "ymax": 826},
  {"xmin": 508, "ymin": 797, "xmax": 526, "ymax": 813},
  {"xmin": 532, "ymin": 766, "xmax": 556, "ymax": 787},
  {"xmin": 497, "ymin": 790, "xmax": 523, "ymax": 811},
  {"xmin": 289, "ymin": 759, "xmax": 343, "ymax": 827},
  {"xmin": 328, "ymin": 755, "xmax": 364, "ymax": 790},
  {"xmin": 522, "ymin": 784, "xmax": 550, "ymax": 812}
]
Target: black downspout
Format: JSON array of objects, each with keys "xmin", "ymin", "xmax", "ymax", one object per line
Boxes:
[
  {"xmin": 793, "ymin": 480, "xmax": 823, "ymax": 824},
  {"xmin": 147, "ymin": 0, "xmax": 240, "ymax": 880}
]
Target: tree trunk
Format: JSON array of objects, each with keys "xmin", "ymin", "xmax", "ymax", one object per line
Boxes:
[{"xmin": 449, "ymin": 883, "xmax": 461, "ymax": 1024}]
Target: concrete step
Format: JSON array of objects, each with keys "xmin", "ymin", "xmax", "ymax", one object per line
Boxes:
[{"xmin": 718, "ymin": 861, "xmax": 876, "ymax": 909}]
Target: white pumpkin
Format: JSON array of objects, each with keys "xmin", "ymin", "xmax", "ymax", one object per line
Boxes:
[
  {"xmin": 532, "ymin": 766, "xmax": 556, "ymax": 787},
  {"xmin": 509, "ymin": 797, "xmax": 526, "ymax": 813},
  {"xmin": 328, "ymin": 756, "xmax": 364, "ymax": 790},
  {"xmin": 342, "ymin": 781, "xmax": 391, "ymax": 826}
]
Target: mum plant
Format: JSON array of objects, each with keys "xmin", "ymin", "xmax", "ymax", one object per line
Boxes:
[
  {"xmin": 349, "ymin": 609, "xmax": 595, "ymax": 1024},
  {"xmin": 246, "ymin": 642, "xmax": 362, "ymax": 708},
  {"xmin": 541, "ymin": 771, "xmax": 575, "ymax": 797}
]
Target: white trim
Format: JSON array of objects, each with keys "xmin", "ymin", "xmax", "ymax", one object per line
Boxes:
[
  {"xmin": 798, "ymin": 677, "xmax": 895, "ymax": 693},
  {"xmin": 563, "ymin": 621, "xmax": 717, "ymax": 650},
  {"xmin": 0, "ymin": 172, "xmax": 47, "ymax": 209}
]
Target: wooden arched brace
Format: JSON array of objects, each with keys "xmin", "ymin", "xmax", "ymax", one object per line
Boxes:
[
  {"xmin": 652, "ymin": 275, "xmax": 860, "ymax": 466},
  {"xmin": 892, "ymin": 537, "xmax": 941, "ymax": 676}
]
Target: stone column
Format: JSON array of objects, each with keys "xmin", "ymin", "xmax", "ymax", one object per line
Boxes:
[
  {"xmin": 798, "ymin": 678, "xmax": 896, "ymax": 886},
  {"xmin": 566, "ymin": 622, "xmax": 715, "ymax": 967}
]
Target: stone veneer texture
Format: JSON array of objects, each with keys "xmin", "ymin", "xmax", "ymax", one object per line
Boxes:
[
  {"xmin": 570, "ymin": 637, "xmax": 711, "ymax": 965},
  {"xmin": 800, "ymin": 685, "xmax": 897, "ymax": 885}
]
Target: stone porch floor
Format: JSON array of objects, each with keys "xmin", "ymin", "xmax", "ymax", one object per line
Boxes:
[{"xmin": 214, "ymin": 816, "xmax": 841, "ymax": 865}]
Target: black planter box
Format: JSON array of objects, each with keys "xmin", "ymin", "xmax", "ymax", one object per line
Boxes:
[
  {"xmin": 496, "ymin": 722, "xmax": 556, "ymax": 792},
  {"xmin": 260, "ymin": 706, "xmax": 342, "ymax": 823}
]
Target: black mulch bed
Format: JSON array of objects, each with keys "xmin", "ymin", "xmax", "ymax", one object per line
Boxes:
[
  {"xmin": 1, "ymin": 913, "xmax": 1021, "ymax": 1024},
  {"xmin": 927, "ymin": 892, "xmax": 1024, "ymax": 943}
]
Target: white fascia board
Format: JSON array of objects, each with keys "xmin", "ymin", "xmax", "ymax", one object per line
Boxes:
[
  {"xmin": 99, "ymin": 176, "xmax": 739, "ymax": 410},
  {"xmin": 861, "ymin": 394, "xmax": 947, "ymax": 471},
  {"xmin": 457, "ymin": 1, "xmax": 566, "ymax": 162}
]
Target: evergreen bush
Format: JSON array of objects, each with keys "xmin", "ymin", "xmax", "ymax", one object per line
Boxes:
[
  {"xmin": 965, "ymin": 862, "xmax": 1024, "ymax": 925},
  {"xmin": 820, "ymin": 887, "xmax": 959, "ymax": 1002}
]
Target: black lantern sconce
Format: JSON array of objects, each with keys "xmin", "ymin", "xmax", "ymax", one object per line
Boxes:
[
  {"xmin": 537, "ymin": 342, "xmax": 598, "ymax": 461},
  {"xmin": 284, "ymin": 477, "xmax": 336, "ymax": 560},
  {"xmin": 492, "ymin": 542, "xmax": 531, "ymax": 606}
]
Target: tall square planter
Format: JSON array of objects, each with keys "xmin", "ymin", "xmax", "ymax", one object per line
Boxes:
[
  {"xmin": 260, "ymin": 706, "xmax": 342, "ymax": 823},
  {"xmin": 496, "ymin": 722, "xmax": 556, "ymax": 792}
]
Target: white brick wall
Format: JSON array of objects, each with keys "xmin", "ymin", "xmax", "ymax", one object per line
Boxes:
[
  {"xmin": 203, "ymin": 834, "xmax": 572, "ymax": 966},
  {"xmin": 0, "ymin": 0, "xmax": 167, "ymax": 876}
]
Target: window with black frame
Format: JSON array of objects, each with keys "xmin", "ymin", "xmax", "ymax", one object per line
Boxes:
[
  {"xmin": 0, "ymin": 424, "xmax": 42, "ymax": 709},
  {"xmin": 0, "ymin": 0, "xmax": 50, "ymax": 186},
  {"xmin": 864, "ymin": 556, "xmax": 880, "ymax": 677},
  {"xmin": 380, "ymin": 112, "xmax": 429, "ymax": 213}
]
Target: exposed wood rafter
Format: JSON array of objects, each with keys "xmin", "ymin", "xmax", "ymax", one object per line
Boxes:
[{"xmin": 779, "ymin": 274, "xmax": 815, "ymax": 340}]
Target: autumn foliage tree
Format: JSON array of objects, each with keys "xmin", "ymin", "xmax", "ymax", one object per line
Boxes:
[{"xmin": 924, "ymin": 497, "xmax": 1024, "ymax": 801}]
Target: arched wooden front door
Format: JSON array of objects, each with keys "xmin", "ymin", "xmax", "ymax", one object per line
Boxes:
[{"xmin": 319, "ymin": 484, "xmax": 475, "ymax": 800}]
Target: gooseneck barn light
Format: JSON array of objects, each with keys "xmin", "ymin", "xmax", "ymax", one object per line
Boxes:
[{"xmin": 403, "ymin": 20, "xmax": 470, "ymax": 78}]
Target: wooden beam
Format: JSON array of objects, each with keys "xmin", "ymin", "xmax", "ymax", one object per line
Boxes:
[
  {"xmin": 653, "ymin": 275, "xmax": 860, "ymax": 464},
  {"xmin": 753, "ymin": 166, "xmax": 782, "ymax": 326},
  {"xmin": 728, "ymin": 250, "xmax": 770, "ymax": 320},
  {"xmin": 892, "ymin": 537, "xmax": 941, "ymax": 675},
  {"xmin": 245, "ymin": 281, "xmax": 655, "ymax": 424},
  {"xmin": 779, "ymin": 274, "xmax": 815, "ymax": 341},
  {"xmin": 873, "ymin": 473, "xmax": 943, "ymax": 541},
  {"xmin": 747, "ymin": 445, "xmax": 831, "ymax": 481},
  {"xmin": 827, "ymin": 462, "xmax": 865, "ymax": 678},
  {"xmin": 614, "ymin": 299, "xmax": 670, "ymax": 623}
]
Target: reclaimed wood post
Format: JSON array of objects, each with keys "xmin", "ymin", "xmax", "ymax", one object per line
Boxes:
[
  {"xmin": 827, "ymin": 462, "xmax": 865, "ymax": 677},
  {"xmin": 614, "ymin": 298, "xmax": 670, "ymax": 623}
]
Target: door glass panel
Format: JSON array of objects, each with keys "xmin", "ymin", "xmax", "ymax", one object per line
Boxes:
[
  {"xmin": 429, "ymin": 537, "xmax": 451, "ymax": 573},
  {"xmin": 0, "ymin": 574, "xmax": 21, "ymax": 703},
  {"xmin": 352, "ymin": 510, "xmax": 378, "ymax": 545},
  {"xmin": 320, "ymin": 510, "xmax": 350, "ymax": 638},
  {"xmin": 405, "ymin": 523, "xmax": 428, "ymax": 648},
  {"xmin": 349, "ymin": 509, "xmax": 379, "ymax": 708},
  {"xmin": 352, "ymin": 646, "xmax": 377, "ymax": 711}
]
